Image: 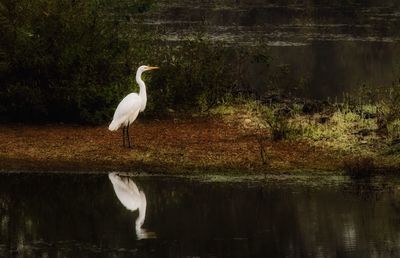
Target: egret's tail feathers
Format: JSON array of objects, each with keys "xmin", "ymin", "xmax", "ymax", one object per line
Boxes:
[
  {"xmin": 108, "ymin": 172, "xmax": 117, "ymax": 181},
  {"xmin": 108, "ymin": 120, "xmax": 120, "ymax": 131}
]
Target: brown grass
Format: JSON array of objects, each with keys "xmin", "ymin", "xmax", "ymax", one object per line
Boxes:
[{"xmin": 0, "ymin": 117, "xmax": 343, "ymax": 174}]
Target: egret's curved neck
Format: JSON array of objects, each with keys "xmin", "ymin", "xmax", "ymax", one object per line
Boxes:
[
  {"xmin": 135, "ymin": 191, "xmax": 147, "ymax": 230},
  {"xmin": 136, "ymin": 70, "xmax": 147, "ymax": 111}
]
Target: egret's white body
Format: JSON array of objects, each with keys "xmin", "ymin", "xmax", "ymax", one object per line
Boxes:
[
  {"xmin": 108, "ymin": 173, "xmax": 153, "ymax": 239},
  {"xmin": 108, "ymin": 65, "xmax": 158, "ymax": 147},
  {"xmin": 108, "ymin": 93, "xmax": 142, "ymax": 131}
]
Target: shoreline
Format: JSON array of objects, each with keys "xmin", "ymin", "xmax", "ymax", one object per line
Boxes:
[{"xmin": 0, "ymin": 117, "xmax": 398, "ymax": 175}]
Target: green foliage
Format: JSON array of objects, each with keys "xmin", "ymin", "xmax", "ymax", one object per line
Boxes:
[
  {"xmin": 147, "ymin": 38, "xmax": 231, "ymax": 113},
  {"xmin": 387, "ymin": 119, "xmax": 400, "ymax": 142},
  {"xmin": 231, "ymin": 99, "xmax": 379, "ymax": 149},
  {"xmin": 350, "ymin": 83, "xmax": 400, "ymax": 134},
  {"xmin": 376, "ymin": 86, "xmax": 400, "ymax": 136},
  {"xmin": 145, "ymin": 36, "xmax": 270, "ymax": 114},
  {"xmin": 0, "ymin": 0, "xmax": 271, "ymax": 123},
  {"xmin": 259, "ymin": 104, "xmax": 298, "ymax": 141},
  {"xmin": 0, "ymin": 0, "xmax": 141, "ymax": 123}
]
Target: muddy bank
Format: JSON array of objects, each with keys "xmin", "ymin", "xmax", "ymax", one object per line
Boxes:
[{"xmin": 0, "ymin": 118, "xmax": 346, "ymax": 174}]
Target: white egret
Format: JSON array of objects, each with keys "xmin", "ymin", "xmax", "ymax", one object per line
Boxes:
[
  {"xmin": 108, "ymin": 65, "xmax": 159, "ymax": 147},
  {"xmin": 108, "ymin": 172, "xmax": 154, "ymax": 239}
]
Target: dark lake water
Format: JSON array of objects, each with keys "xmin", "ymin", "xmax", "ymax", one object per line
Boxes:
[
  {"xmin": 1, "ymin": 172, "xmax": 400, "ymax": 257},
  {"xmin": 131, "ymin": 0, "xmax": 400, "ymax": 98}
]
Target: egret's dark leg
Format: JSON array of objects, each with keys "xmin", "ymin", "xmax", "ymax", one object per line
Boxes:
[
  {"xmin": 127, "ymin": 122, "xmax": 132, "ymax": 148},
  {"xmin": 122, "ymin": 126, "xmax": 126, "ymax": 147}
]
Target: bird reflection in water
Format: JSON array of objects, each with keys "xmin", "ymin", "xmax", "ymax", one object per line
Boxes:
[{"xmin": 108, "ymin": 172, "xmax": 156, "ymax": 240}]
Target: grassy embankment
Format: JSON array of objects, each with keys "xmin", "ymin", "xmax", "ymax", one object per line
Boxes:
[{"xmin": 1, "ymin": 98, "xmax": 399, "ymax": 175}]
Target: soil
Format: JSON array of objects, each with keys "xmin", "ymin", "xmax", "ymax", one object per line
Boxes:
[{"xmin": 0, "ymin": 117, "xmax": 347, "ymax": 174}]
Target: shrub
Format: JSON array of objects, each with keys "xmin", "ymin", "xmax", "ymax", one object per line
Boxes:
[
  {"xmin": 145, "ymin": 37, "xmax": 271, "ymax": 115},
  {"xmin": 387, "ymin": 119, "xmax": 400, "ymax": 143},
  {"xmin": 0, "ymin": 0, "xmax": 143, "ymax": 123},
  {"xmin": 259, "ymin": 105, "xmax": 297, "ymax": 141}
]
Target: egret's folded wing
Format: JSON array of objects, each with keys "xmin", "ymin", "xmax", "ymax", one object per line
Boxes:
[
  {"xmin": 112, "ymin": 93, "xmax": 142, "ymax": 122},
  {"xmin": 109, "ymin": 173, "xmax": 141, "ymax": 211}
]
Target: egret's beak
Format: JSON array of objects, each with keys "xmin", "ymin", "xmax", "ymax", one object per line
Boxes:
[{"xmin": 146, "ymin": 66, "xmax": 159, "ymax": 70}]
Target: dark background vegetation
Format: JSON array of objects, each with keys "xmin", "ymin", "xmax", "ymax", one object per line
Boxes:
[
  {"xmin": 1, "ymin": 0, "xmax": 400, "ymax": 125},
  {"xmin": 1, "ymin": 0, "xmax": 140, "ymax": 123},
  {"xmin": 0, "ymin": 0, "xmax": 272, "ymax": 123}
]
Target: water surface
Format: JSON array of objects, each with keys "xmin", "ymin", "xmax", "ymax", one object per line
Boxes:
[
  {"xmin": 1, "ymin": 172, "xmax": 400, "ymax": 257},
  {"xmin": 127, "ymin": 0, "xmax": 400, "ymax": 97}
]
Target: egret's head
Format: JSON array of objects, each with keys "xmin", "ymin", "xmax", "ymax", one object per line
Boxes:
[{"xmin": 138, "ymin": 65, "xmax": 159, "ymax": 73}]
